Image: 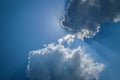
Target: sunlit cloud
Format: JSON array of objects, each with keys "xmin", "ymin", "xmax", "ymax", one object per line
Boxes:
[{"xmin": 27, "ymin": 34, "xmax": 104, "ymax": 80}]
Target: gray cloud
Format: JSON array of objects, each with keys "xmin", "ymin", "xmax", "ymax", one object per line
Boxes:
[
  {"xmin": 62, "ymin": 0, "xmax": 120, "ymax": 39},
  {"xmin": 27, "ymin": 34, "xmax": 104, "ymax": 80}
]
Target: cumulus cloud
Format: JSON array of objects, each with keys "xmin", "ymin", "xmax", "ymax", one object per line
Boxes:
[
  {"xmin": 61, "ymin": 0, "xmax": 120, "ymax": 40},
  {"xmin": 27, "ymin": 34, "xmax": 104, "ymax": 80}
]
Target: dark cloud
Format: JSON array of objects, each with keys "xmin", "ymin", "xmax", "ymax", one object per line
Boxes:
[{"xmin": 62, "ymin": 0, "xmax": 120, "ymax": 39}]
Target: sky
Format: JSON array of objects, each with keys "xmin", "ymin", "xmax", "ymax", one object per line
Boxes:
[
  {"xmin": 1, "ymin": 0, "xmax": 120, "ymax": 80},
  {"xmin": 1, "ymin": 0, "xmax": 65, "ymax": 80}
]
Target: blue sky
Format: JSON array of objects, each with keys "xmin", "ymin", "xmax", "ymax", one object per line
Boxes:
[
  {"xmin": 1, "ymin": 0, "xmax": 120, "ymax": 80},
  {"xmin": 1, "ymin": 0, "xmax": 65, "ymax": 80},
  {"xmin": 87, "ymin": 22, "xmax": 120, "ymax": 80}
]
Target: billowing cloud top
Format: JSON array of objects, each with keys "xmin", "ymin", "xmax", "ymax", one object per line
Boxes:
[
  {"xmin": 27, "ymin": 34, "xmax": 104, "ymax": 80},
  {"xmin": 62, "ymin": 0, "xmax": 120, "ymax": 39}
]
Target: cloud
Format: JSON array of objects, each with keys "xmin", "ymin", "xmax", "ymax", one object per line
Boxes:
[
  {"xmin": 61, "ymin": 0, "xmax": 120, "ymax": 40},
  {"xmin": 27, "ymin": 34, "xmax": 104, "ymax": 80},
  {"xmin": 58, "ymin": 34, "xmax": 75, "ymax": 44}
]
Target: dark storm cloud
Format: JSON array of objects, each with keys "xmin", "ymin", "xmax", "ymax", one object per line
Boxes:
[
  {"xmin": 27, "ymin": 35, "xmax": 104, "ymax": 80},
  {"xmin": 62, "ymin": 0, "xmax": 120, "ymax": 39}
]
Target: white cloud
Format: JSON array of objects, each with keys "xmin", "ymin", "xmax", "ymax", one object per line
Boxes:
[
  {"xmin": 58, "ymin": 34, "xmax": 75, "ymax": 44},
  {"xmin": 113, "ymin": 15, "xmax": 120, "ymax": 23},
  {"xmin": 27, "ymin": 34, "xmax": 104, "ymax": 80},
  {"xmin": 77, "ymin": 26, "xmax": 100, "ymax": 40}
]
